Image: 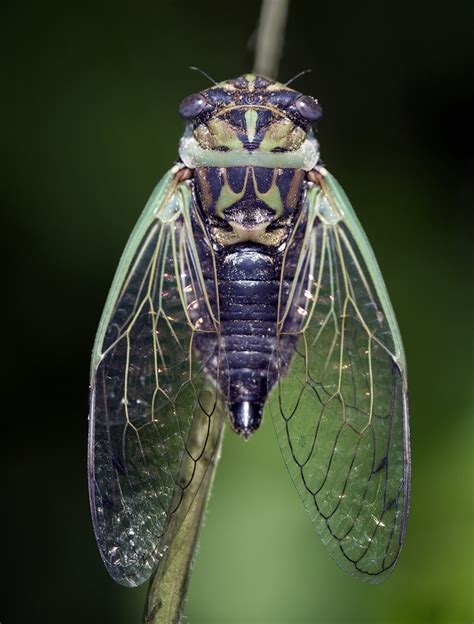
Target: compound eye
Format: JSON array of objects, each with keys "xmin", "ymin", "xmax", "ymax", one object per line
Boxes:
[
  {"xmin": 294, "ymin": 95, "xmax": 323, "ymax": 122},
  {"xmin": 179, "ymin": 93, "xmax": 208, "ymax": 119}
]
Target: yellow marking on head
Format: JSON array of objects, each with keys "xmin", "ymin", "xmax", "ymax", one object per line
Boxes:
[
  {"xmin": 194, "ymin": 124, "xmax": 215, "ymax": 149},
  {"xmin": 245, "ymin": 74, "xmax": 256, "ymax": 91},
  {"xmin": 195, "ymin": 119, "xmax": 243, "ymax": 150},
  {"xmin": 217, "ymin": 81, "xmax": 237, "ymax": 91},
  {"xmin": 259, "ymin": 121, "xmax": 305, "ymax": 152},
  {"xmin": 245, "ymin": 109, "xmax": 259, "ymax": 143},
  {"xmin": 208, "ymin": 118, "xmax": 243, "ymax": 149},
  {"xmin": 266, "ymin": 81, "xmax": 289, "ymax": 91}
]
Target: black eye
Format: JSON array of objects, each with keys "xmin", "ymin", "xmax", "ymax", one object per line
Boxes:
[
  {"xmin": 294, "ymin": 95, "xmax": 323, "ymax": 122},
  {"xmin": 179, "ymin": 93, "xmax": 208, "ymax": 119}
]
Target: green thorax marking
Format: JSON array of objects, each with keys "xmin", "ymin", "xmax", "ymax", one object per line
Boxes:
[
  {"xmin": 215, "ymin": 173, "xmax": 247, "ymax": 216},
  {"xmin": 214, "ymin": 168, "xmax": 283, "ymax": 219}
]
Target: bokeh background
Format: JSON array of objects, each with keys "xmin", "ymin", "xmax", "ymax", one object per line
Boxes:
[{"xmin": 3, "ymin": 1, "xmax": 473, "ymax": 622}]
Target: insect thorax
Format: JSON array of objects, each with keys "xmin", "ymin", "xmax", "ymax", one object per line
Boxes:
[
  {"xmin": 179, "ymin": 74, "xmax": 320, "ymax": 248},
  {"xmin": 193, "ymin": 166, "xmax": 305, "ymax": 247}
]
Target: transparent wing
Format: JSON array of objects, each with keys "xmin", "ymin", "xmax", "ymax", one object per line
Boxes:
[
  {"xmin": 88, "ymin": 167, "xmax": 224, "ymax": 587},
  {"xmin": 270, "ymin": 168, "xmax": 410, "ymax": 582}
]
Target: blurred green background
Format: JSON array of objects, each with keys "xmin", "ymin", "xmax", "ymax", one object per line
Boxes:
[{"xmin": 3, "ymin": 1, "xmax": 473, "ymax": 622}]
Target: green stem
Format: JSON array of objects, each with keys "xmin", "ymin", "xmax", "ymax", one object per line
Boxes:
[{"xmin": 253, "ymin": 0, "xmax": 290, "ymax": 79}]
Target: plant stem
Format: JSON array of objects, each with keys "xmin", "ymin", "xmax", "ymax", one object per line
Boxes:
[
  {"xmin": 253, "ymin": 0, "xmax": 290, "ymax": 79},
  {"xmin": 144, "ymin": 392, "xmax": 225, "ymax": 624}
]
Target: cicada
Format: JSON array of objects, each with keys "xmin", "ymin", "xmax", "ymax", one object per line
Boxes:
[{"xmin": 88, "ymin": 74, "xmax": 410, "ymax": 588}]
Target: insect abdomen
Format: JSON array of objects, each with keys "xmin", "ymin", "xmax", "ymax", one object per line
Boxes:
[{"xmin": 217, "ymin": 247, "xmax": 280, "ymax": 436}]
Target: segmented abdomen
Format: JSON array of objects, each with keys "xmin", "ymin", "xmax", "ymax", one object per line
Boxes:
[
  {"xmin": 218, "ymin": 247, "xmax": 280, "ymax": 407},
  {"xmin": 193, "ymin": 236, "xmax": 300, "ymax": 435}
]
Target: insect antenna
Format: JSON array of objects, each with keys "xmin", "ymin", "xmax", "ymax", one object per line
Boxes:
[
  {"xmin": 189, "ymin": 66, "xmax": 218, "ymax": 85},
  {"xmin": 285, "ymin": 68, "xmax": 312, "ymax": 86}
]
